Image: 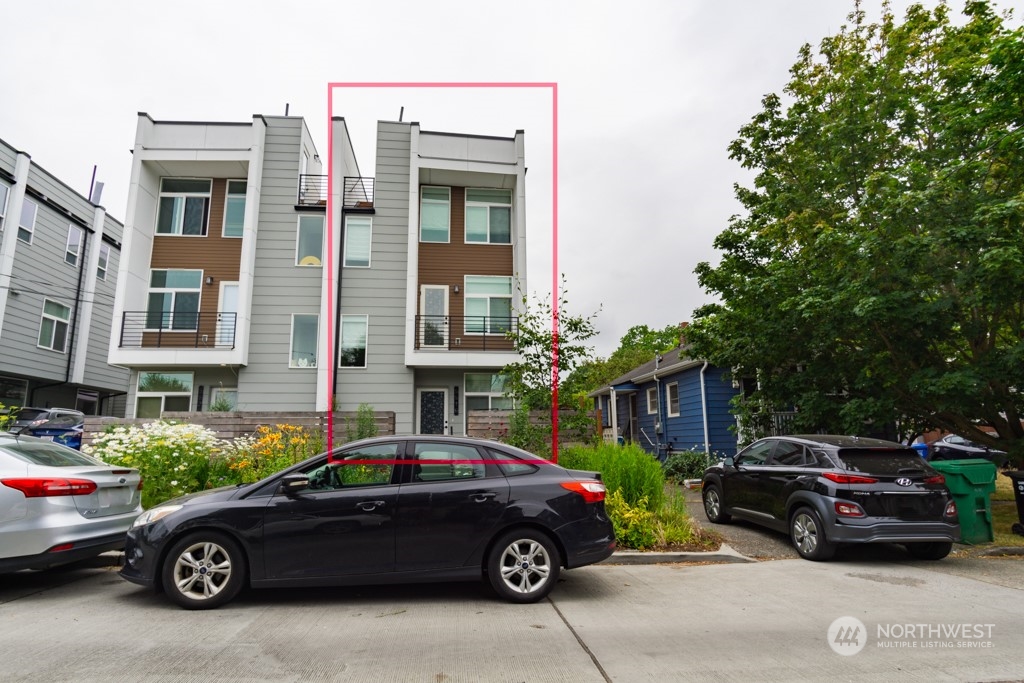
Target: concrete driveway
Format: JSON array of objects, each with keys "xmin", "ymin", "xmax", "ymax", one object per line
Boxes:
[{"xmin": 2, "ymin": 553, "xmax": 1024, "ymax": 682}]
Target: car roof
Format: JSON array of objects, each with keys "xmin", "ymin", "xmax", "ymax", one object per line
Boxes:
[{"xmin": 775, "ymin": 435, "xmax": 908, "ymax": 449}]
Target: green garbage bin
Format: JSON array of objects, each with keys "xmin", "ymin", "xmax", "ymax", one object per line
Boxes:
[{"xmin": 929, "ymin": 459, "xmax": 997, "ymax": 544}]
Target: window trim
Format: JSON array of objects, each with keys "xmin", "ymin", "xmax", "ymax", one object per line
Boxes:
[
  {"xmin": 37, "ymin": 298, "xmax": 72, "ymax": 353},
  {"xmin": 222, "ymin": 179, "xmax": 247, "ymax": 238},
  {"xmin": 97, "ymin": 244, "xmax": 110, "ymax": 281},
  {"xmin": 339, "ymin": 314, "xmax": 368, "ymax": 369},
  {"xmin": 343, "ymin": 215, "xmax": 372, "ymax": 268},
  {"xmin": 666, "ymin": 382, "xmax": 680, "ymax": 417},
  {"xmin": 18, "ymin": 197, "xmax": 37, "ymax": 244},
  {"xmin": 64, "ymin": 224, "xmax": 84, "ymax": 266},
  {"xmin": 289, "ymin": 313, "xmax": 319, "ymax": 368},
  {"xmin": 136, "ymin": 371, "xmax": 194, "ymax": 417},
  {"xmin": 419, "ymin": 186, "xmax": 451, "ymax": 244},
  {"xmin": 463, "ymin": 373, "xmax": 513, "ymax": 421},
  {"xmin": 464, "ymin": 188, "xmax": 512, "ymax": 245},
  {"xmin": 646, "ymin": 387, "xmax": 658, "ymax": 415},
  {"xmin": 156, "ymin": 178, "xmax": 212, "ymax": 237},
  {"xmin": 295, "ymin": 214, "xmax": 325, "ymax": 267}
]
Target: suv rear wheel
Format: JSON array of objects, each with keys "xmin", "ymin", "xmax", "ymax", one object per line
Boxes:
[{"xmin": 789, "ymin": 507, "xmax": 836, "ymax": 561}]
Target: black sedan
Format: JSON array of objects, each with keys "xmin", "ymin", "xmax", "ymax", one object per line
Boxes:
[
  {"xmin": 701, "ymin": 435, "xmax": 960, "ymax": 561},
  {"xmin": 120, "ymin": 436, "xmax": 615, "ymax": 609}
]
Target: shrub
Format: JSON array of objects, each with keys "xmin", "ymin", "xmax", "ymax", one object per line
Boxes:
[
  {"xmin": 662, "ymin": 449, "xmax": 712, "ymax": 483},
  {"xmin": 84, "ymin": 421, "xmax": 223, "ymax": 508},
  {"xmin": 604, "ymin": 489, "xmax": 657, "ymax": 550},
  {"xmin": 559, "ymin": 443, "xmax": 664, "ymax": 511}
]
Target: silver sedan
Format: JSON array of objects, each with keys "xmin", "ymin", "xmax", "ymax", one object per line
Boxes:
[{"xmin": 0, "ymin": 433, "xmax": 142, "ymax": 572}]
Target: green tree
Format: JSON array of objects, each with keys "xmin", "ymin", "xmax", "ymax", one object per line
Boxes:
[
  {"xmin": 564, "ymin": 323, "xmax": 683, "ymax": 397},
  {"xmin": 689, "ymin": 1, "xmax": 1024, "ymax": 462}
]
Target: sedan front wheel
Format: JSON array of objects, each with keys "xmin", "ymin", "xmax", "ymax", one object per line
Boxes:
[{"xmin": 162, "ymin": 532, "xmax": 246, "ymax": 610}]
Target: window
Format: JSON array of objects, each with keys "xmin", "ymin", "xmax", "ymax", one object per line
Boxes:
[
  {"xmin": 296, "ymin": 215, "xmax": 324, "ymax": 266},
  {"xmin": 223, "ymin": 180, "xmax": 246, "ymax": 237},
  {"xmin": 343, "ymin": 216, "xmax": 371, "ymax": 267},
  {"xmin": 339, "ymin": 315, "xmax": 367, "ymax": 368},
  {"xmin": 465, "ymin": 188, "xmax": 512, "ymax": 244},
  {"xmin": 412, "ymin": 442, "xmax": 486, "ymax": 482},
  {"xmin": 146, "ymin": 269, "xmax": 202, "ymax": 330},
  {"xmin": 156, "ymin": 179, "xmax": 211, "ymax": 235},
  {"xmin": 19, "ymin": 198, "xmax": 37, "ymax": 243},
  {"xmin": 464, "ymin": 275, "xmax": 512, "ymax": 334},
  {"xmin": 666, "ymin": 382, "xmax": 680, "ymax": 417},
  {"xmin": 419, "ymin": 186, "xmax": 450, "ymax": 243},
  {"xmin": 38, "ymin": 299, "xmax": 71, "ymax": 352},
  {"xmin": 314, "ymin": 443, "xmax": 398, "ymax": 488},
  {"xmin": 488, "ymin": 448, "xmax": 540, "ymax": 476},
  {"xmin": 465, "ymin": 373, "xmax": 512, "ymax": 411},
  {"xmin": 209, "ymin": 387, "xmax": 237, "ymax": 410},
  {"xmin": 737, "ymin": 440, "xmax": 775, "ymax": 466},
  {"xmin": 771, "ymin": 441, "xmax": 809, "ymax": 467},
  {"xmin": 136, "ymin": 371, "xmax": 193, "ymax": 418},
  {"xmin": 646, "ymin": 387, "xmax": 658, "ymax": 415},
  {"xmin": 0, "ymin": 375, "xmax": 28, "ymax": 406},
  {"xmin": 290, "ymin": 314, "xmax": 318, "ymax": 368},
  {"xmin": 0, "ymin": 183, "xmax": 9, "ymax": 230},
  {"xmin": 64, "ymin": 224, "xmax": 84, "ymax": 266},
  {"xmin": 97, "ymin": 244, "xmax": 110, "ymax": 280}
]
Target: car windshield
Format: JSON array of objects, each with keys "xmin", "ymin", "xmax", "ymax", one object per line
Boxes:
[
  {"xmin": 1, "ymin": 441, "xmax": 106, "ymax": 467},
  {"xmin": 835, "ymin": 448, "xmax": 932, "ymax": 475}
]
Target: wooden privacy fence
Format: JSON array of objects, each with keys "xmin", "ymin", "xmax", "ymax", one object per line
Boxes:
[
  {"xmin": 81, "ymin": 411, "xmax": 396, "ymax": 449},
  {"xmin": 466, "ymin": 409, "xmax": 600, "ymax": 443}
]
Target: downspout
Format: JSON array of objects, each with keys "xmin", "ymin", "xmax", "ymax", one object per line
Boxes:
[
  {"xmin": 653, "ymin": 354, "xmax": 663, "ymax": 459},
  {"xmin": 700, "ymin": 361, "xmax": 710, "ymax": 456}
]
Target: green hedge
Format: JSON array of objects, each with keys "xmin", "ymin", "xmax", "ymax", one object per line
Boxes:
[{"xmin": 559, "ymin": 443, "xmax": 665, "ymax": 511}]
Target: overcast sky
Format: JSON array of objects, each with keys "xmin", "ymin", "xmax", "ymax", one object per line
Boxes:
[{"xmin": 3, "ymin": 0, "xmax": 1009, "ymax": 357}]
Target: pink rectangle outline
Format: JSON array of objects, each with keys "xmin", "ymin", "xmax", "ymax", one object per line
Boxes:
[{"xmin": 326, "ymin": 82, "xmax": 560, "ymax": 460}]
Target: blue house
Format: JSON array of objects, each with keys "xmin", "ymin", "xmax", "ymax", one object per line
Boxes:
[{"xmin": 589, "ymin": 346, "xmax": 740, "ymax": 460}]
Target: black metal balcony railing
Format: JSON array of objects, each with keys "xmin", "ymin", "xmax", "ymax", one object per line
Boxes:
[
  {"xmin": 343, "ymin": 176, "xmax": 374, "ymax": 210},
  {"xmin": 120, "ymin": 312, "xmax": 237, "ymax": 349},
  {"xmin": 414, "ymin": 316, "xmax": 518, "ymax": 351},
  {"xmin": 297, "ymin": 174, "xmax": 327, "ymax": 206}
]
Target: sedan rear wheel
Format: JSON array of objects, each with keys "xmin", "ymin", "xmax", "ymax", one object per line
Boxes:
[
  {"xmin": 702, "ymin": 484, "xmax": 731, "ymax": 523},
  {"xmin": 162, "ymin": 532, "xmax": 245, "ymax": 610},
  {"xmin": 789, "ymin": 507, "xmax": 836, "ymax": 561},
  {"xmin": 487, "ymin": 529, "xmax": 561, "ymax": 603}
]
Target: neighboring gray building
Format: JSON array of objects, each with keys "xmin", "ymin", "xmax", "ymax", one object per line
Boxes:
[
  {"xmin": 109, "ymin": 112, "xmax": 527, "ymax": 433},
  {"xmin": 0, "ymin": 136, "xmax": 130, "ymax": 416}
]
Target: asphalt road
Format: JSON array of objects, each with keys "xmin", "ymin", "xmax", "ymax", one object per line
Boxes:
[{"xmin": 3, "ymin": 553, "xmax": 1024, "ymax": 682}]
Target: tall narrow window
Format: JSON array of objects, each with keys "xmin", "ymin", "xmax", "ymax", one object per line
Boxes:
[
  {"xmin": 647, "ymin": 387, "xmax": 659, "ymax": 415},
  {"xmin": 290, "ymin": 314, "xmax": 318, "ymax": 368},
  {"xmin": 223, "ymin": 180, "xmax": 246, "ymax": 237},
  {"xmin": 296, "ymin": 215, "xmax": 324, "ymax": 266},
  {"xmin": 344, "ymin": 216, "xmax": 372, "ymax": 267},
  {"xmin": 465, "ymin": 188, "xmax": 512, "ymax": 244},
  {"xmin": 18, "ymin": 198, "xmax": 37, "ymax": 244},
  {"xmin": 38, "ymin": 299, "xmax": 71, "ymax": 352},
  {"xmin": 147, "ymin": 269, "xmax": 202, "ymax": 330},
  {"xmin": 156, "ymin": 178, "xmax": 211, "ymax": 235},
  {"xmin": 0, "ymin": 183, "xmax": 9, "ymax": 230},
  {"xmin": 339, "ymin": 315, "xmax": 368, "ymax": 368},
  {"xmin": 419, "ymin": 186, "xmax": 450, "ymax": 243},
  {"xmin": 667, "ymin": 382, "xmax": 680, "ymax": 417},
  {"xmin": 97, "ymin": 244, "xmax": 110, "ymax": 280},
  {"xmin": 464, "ymin": 276, "xmax": 513, "ymax": 334},
  {"xmin": 65, "ymin": 224, "xmax": 84, "ymax": 266}
]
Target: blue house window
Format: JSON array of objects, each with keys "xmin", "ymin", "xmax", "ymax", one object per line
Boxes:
[{"xmin": 667, "ymin": 383, "xmax": 679, "ymax": 417}]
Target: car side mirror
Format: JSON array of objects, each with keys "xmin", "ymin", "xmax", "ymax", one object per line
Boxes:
[
  {"xmin": 724, "ymin": 456, "xmax": 735, "ymax": 468},
  {"xmin": 280, "ymin": 474, "xmax": 310, "ymax": 496}
]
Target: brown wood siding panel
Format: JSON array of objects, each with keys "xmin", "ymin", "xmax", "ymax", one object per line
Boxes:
[
  {"xmin": 146, "ymin": 178, "xmax": 243, "ymax": 347},
  {"xmin": 418, "ymin": 186, "xmax": 514, "ymax": 351}
]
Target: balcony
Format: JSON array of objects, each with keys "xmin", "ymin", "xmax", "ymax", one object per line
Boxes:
[
  {"xmin": 120, "ymin": 312, "xmax": 237, "ymax": 349},
  {"xmin": 343, "ymin": 177, "xmax": 374, "ymax": 211},
  {"xmin": 414, "ymin": 316, "xmax": 518, "ymax": 351},
  {"xmin": 297, "ymin": 174, "xmax": 326, "ymax": 207}
]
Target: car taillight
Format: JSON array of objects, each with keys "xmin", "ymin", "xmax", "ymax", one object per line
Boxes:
[
  {"xmin": 137, "ymin": 476, "xmax": 144, "ymax": 491},
  {"xmin": 1, "ymin": 478, "xmax": 98, "ymax": 497},
  {"xmin": 924, "ymin": 474, "xmax": 945, "ymax": 485},
  {"xmin": 944, "ymin": 500, "xmax": 958, "ymax": 518},
  {"xmin": 822, "ymin": 472, "xmax": 879, "ymax": 484},
  {"xmin": 834, "ymin": 501, "xmax": 866, "ymax": 517},
  {"xmin": 561, "ymin": 480, "xmax": 606, "ymax": 503}
]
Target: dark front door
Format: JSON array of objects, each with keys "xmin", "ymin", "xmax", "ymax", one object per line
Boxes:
[
  {"xmin": 418, "ymin": 389, "xmax": 447, "ymax": 434},
  {"xmin": 262, "ymin": 443, "xmax": 400, "ymax": 580}
]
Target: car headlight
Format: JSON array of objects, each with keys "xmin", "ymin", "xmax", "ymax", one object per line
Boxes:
[{"xmin": 131, "ymin": 505, "xmax": 183, "ymax": 529}]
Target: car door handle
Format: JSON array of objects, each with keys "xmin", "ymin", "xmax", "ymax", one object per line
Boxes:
[
  {"xmin": 357, "ymin": 500, "xmax": 386, "ymax": 511},
  {"xmin": 470, "ymin": 492, "xmax": 497, "ymax": 503}
]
